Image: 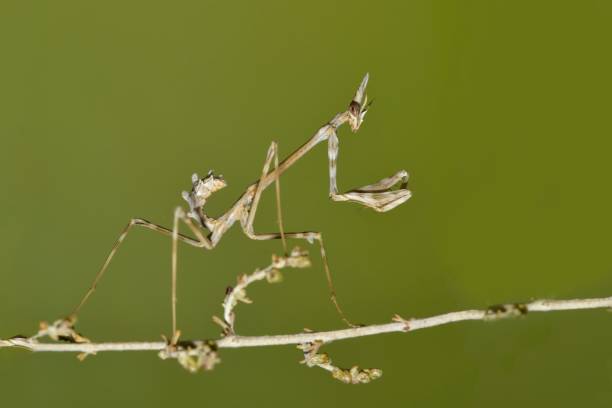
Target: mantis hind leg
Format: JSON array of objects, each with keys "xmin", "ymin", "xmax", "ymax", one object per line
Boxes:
[{"xmin": 69, "ymin": 214, "xmax": 213, "ymax": 347}]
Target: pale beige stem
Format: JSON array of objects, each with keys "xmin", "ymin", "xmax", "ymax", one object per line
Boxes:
[{"xmin": 3, "ymin": 296, "xmax": 610, "ymax": 353}]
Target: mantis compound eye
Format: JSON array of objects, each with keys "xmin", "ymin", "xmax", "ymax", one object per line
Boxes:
[
  {"xmin": 348, "ymin": 97, "xmax": 371, "ymax": 132},
  {"xmin": 349, "ymin": 101, "xmax": 361, "ymax": 119}
]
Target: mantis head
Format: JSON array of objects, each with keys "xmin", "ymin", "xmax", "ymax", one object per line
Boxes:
[{"xmin": 347, "ymin": 73, "xmax": 373, "ymax": 132}]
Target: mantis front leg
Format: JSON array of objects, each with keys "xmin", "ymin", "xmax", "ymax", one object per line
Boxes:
[{"xmin": 327, "ymin": 130, "xmax": 412, "ymax": 212}]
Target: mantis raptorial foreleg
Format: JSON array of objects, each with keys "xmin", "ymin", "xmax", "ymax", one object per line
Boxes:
[{"xmin": 327, "ymin": 131, "xmax": 411, "ymax": 212}]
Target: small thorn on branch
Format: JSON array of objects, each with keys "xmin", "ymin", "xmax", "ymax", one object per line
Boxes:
[{"xmin": 392, "ymin": 314, "xmax": 411, "ymax": 331}]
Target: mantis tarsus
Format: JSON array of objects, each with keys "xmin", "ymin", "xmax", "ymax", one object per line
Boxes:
[{"xmin": 70, "ymin": 73, "xmax": 411, "ymax": 340}]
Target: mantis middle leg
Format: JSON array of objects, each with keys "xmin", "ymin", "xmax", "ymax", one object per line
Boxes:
[{"xmin": 242, "ymin": 141, "xmax": 357, "ymax": 327}]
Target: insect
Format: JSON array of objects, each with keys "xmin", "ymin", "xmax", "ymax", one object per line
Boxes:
[{"xmin": 68, "ymin": 73, "xmax": 411, "ymax": 341}]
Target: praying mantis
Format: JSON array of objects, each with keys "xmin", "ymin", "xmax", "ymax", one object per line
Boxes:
[{"xmin": 68, "ymin": 73, "xmax": 411, "ymax": 342}]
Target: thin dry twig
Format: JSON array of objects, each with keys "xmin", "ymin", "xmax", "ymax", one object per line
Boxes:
[{"xmin": 3, "ymin": 296, "xmax": 611, "ymax": 353}]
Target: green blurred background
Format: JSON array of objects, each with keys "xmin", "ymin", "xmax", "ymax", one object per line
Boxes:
[{"xmin": 1, "ymin": 0, "xmax": 611, "ymax": 406}]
